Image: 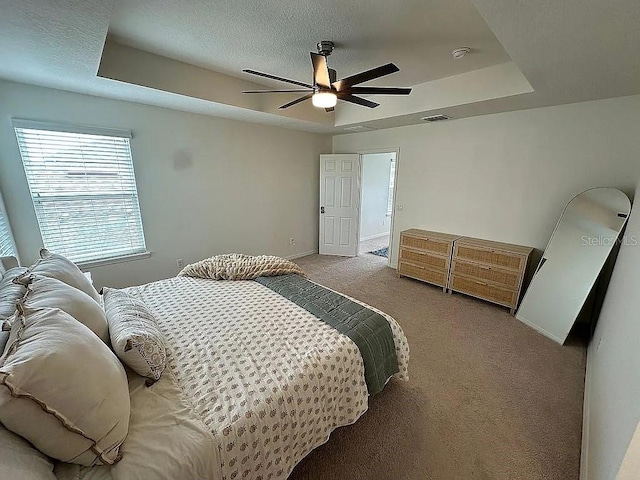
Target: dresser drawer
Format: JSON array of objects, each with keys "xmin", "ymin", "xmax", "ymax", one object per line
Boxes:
[
  {"xmin": 398, "ymin": 262, "xmax": 448, "ymax": 287},
  {"xmin": 450, "ymin": 259, "xmax": 520, "ymax": 290},
  {"xmin": 399, "ymin": 247, "xmax": 448, "ymax": 271},
  {"xmin": 450, "ymin": 274, "xmax": 517, "ymax": 307},
  {"xmin": 454, "ymin": 244, "xmax": 525, "ymax": 271},
  {"xmin": 400, "ymin": 234, "xmax": 451, "ymax": 256}
]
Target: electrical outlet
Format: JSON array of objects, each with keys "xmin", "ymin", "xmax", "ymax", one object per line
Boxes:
[
  {"xmin": 289, "ymin": 238, "xmax": 296, "ymax": 246},
  {"xmin": 396, "ymin": 204, "xmax": 404, "ymax": 211},
  {"xmin": 176, "ymin": 258, "xmax": 184, "ymax": 268}
]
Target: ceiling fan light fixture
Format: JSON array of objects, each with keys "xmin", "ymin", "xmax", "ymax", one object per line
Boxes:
[{"xmin": 312, "ymin": 91, "xmax": 337, "ymax": 108}]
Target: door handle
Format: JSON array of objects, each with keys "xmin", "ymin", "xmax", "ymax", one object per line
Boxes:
[{"xmin": 320, "ymin": 206, "xmax": 325, "ymax": 214}]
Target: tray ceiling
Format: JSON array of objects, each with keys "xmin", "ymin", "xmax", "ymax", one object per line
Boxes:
[{"xmin": 0, "ymin": 0, "xmax": 639, "ymax": 133}]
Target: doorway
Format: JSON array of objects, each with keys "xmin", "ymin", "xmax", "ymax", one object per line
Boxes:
[{"xmin": 358, "ymin": 152, "xmax": 397, "ymax": 259}]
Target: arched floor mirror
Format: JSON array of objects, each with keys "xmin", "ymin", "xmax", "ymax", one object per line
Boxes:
[{"xmin": 516, "ymin": 188, "xmax": 631, "ymax": 344}]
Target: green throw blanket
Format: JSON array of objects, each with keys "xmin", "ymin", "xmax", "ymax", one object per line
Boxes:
[{"xmin": 255, "ymin": 274, "xmax": 398, "ymax": 396}]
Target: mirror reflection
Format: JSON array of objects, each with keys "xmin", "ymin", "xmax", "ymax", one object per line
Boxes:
[{"xmin": 516, "ymin": 188, "xmax": 631, "ymax": 344}]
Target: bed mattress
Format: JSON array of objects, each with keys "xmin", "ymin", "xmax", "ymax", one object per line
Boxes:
[{"xmin": 57, "ymin": 276, "xmax": 409, "ymax": 480}]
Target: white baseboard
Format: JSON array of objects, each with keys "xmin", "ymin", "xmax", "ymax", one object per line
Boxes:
[
  {"xmin": 360, "ymin": 232, "xmax": 390, "ymax": 242},
  {"xmin": 285, "ymin": 250, "xmax": 318, "ymax": 260},
  {"xmin": 580, "ymin": 348, "xmax": 593, "ymax": 480}
]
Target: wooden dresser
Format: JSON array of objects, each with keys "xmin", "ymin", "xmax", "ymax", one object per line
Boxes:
[
  {"xmin": 397, "ymin": 229, "xmax": 460, "ymax": 292},
  {"xmin": 449, "ymin": 237, "xmax": 533, "ymax": 314}
]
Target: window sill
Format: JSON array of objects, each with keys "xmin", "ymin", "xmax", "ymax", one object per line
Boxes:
[{"xmin": 77, "ymin": 251, "xmax": 151, "ymax": 270}]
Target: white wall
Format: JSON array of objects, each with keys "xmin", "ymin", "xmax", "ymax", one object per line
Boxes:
[
  {"xmin": 334, "ymin": 95, "xmax": 640, "ymax": 267},
  {"xmin": 616, "ymin": 422, "xmax": 640, "ymax": 479},
  {"xmin": 0, "ymin": 80, "xmax": 331, "ymax": 288},
  {"xmin": 582, "ymin": 180, "xmax": 640, "ymax": 480},
  {"xmin": 360, "ymin": 153, "xmax": 393, "ymax": 241},
  {"xmin": 335, "ymin": 62, "xmax": 533, "ymax": 126}
]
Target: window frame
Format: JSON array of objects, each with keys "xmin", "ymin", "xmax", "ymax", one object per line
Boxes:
[
  {"xmin": 12, "ymin": 119, "xmax": 149, "ymax": 267},
  {"xmin": 386, "ymin": 157, "xmax": 396, "ymax": 217},
  {"xmin": 0, "ymin": 189, "xmax": 18, "ymax": 260}
]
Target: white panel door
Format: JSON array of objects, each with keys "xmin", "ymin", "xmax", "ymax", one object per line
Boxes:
[{"xmin": 319, "ymin": 154, "xmax": 360, "ymax": 256}]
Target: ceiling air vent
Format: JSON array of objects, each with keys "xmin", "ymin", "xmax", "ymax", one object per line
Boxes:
[
  {"xmin": 421, "ymin": 114, "xmax": 450, "ymax": 122},
  {"xmin": 343, "ymin": 125, "xmax": 374, "ymax": 132}
]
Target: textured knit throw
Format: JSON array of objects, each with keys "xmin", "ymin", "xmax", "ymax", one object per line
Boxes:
[{"xmin": 177, "ymin": 253, "xmax": 305, "ymax": 280}]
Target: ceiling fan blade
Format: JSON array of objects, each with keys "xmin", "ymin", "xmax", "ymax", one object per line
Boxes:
[
  {"xmin": 243, "ymin": 69, "xmax": 313, "ymax": 89},
  {"xmin": 328, "ymin": 68, "xmax": 337, "ymax": 84},
  {"xmin": 348, "ymin": 87, "xmax": 412, "ymax": 95},
  {"xmin": 325, "ymin": 107, "xmax": 335, "ymax": 112},
  {"xmin": 338, "ymin": 94, "xmax": 380, "ymax": 108},
  {"xmin": 242, "ymin": 89, "xmax": 313, "ymax": 93},
  {"xmin": 310, "ymin": 52, "xmax": 331, "ymax": 88},
  {"xmin": 333, "ymin": 63, "xmax": 400, "ymax": 90},
  {"xmin": 279, "ymin": 93, "xmax": 313, "ymax": 109}
]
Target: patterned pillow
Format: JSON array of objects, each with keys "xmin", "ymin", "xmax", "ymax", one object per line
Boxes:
[
  {"xmin": 21, "ymin": 249, "xmax": 100, "ymax": 303},
  {"xmin": 0, "ymin": 306, "xmax": 130, "ymax": 466},
  {"xmin": 103, "ymin": 287, "xmax": 167, "ymax": 384}
]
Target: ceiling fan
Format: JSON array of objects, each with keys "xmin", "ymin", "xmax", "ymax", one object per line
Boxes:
[{"xmin": 241, "ymin": 41, "xmax": 411, "ymax": 112}]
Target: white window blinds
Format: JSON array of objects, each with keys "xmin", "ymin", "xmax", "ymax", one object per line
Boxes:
[
  {"xmin": 13, "ymin": 121, "xmax": 147, "ymax": 264},
  {"xmin": 0, "ymin": 197, "xmax": 16, "ymax": 257},
  {"xmin": 387, "ymin": 157, "xmax": 396, "ymax": 216}
]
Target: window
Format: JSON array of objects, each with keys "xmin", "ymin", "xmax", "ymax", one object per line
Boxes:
[
  {"xmin": 0, "ymin": 193, "xmax": 16, "ymax": 257},
  {"xmin": 13, "ymin": 120, "xmax": 147, "ymax": 264},
  {"xmin": 387, "ymin": 157, "xmax": 396, "ymax": 216}
]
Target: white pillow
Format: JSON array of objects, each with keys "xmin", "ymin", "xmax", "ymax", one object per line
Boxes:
[
  {"xmin": 0, "ymin": 267, "xmax": 28, "ymax": 320},
  {"xmin": 0, "ymin": 306, "xmax": 130, "ymax": 466},
  {"xmin": 28, "ymin": 249, "xmax": 100, "ymax": 302},
  {"xmin": 0, "ymin": 255, "xmax": 19, "ymax": 275},
  {"xmin": 0, "ymin": 423, "xmax": 56, "ymax": 480},
  {"xmin": 103, "ymin": 287, "xmax": 167, "ymax": 384},
  {"xmin": 0, "ymin": 267, "xmax": 28, "ymax": 353},
  {"xmin": 19, "ymin": 274, "xmax": 109, "ymax": 344}
]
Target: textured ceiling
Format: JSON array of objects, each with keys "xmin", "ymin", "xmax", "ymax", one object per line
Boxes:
[
  {"xmin": 108, "ymin": 0, "xmax": 511, "ymax": 88},
  {"xmin": 0, "ymin": 0, "xmax": 639, "ymax": 134}
]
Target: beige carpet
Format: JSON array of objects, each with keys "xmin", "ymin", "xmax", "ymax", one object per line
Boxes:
[{"xmin": 289, "ymin": 253, "xmax": 586, "ymax": 480}]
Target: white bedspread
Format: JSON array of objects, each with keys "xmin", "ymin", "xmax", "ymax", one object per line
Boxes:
[
  {"xmin": 57, "ymin": 277, "xmax": 409, "ymax": 480},
  {"xmin": 55, "ymin": 369, "xmax": 220, "ymax": 480}
]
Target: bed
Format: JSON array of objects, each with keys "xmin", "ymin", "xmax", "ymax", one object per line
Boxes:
[{"xmin": 51, "ymin": 271, "xmax": 409, "ymax": 479}]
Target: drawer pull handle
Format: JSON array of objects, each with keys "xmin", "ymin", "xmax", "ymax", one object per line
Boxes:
[
  {"xmin": 476, "ymin": 281, "xmax": 488, "ymax": 286},
  {"xmin": 479, "ymin": 265, "xmax": 491, "ymax": 270}
]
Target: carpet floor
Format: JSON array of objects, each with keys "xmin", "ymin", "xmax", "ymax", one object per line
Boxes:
[{"xmin": 289, "ymin": 253, "xmax": 586, "ymax": 480}]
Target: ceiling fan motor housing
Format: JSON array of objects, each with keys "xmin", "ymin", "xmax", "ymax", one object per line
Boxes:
[{"xmin": 317, "ymin": 41, "xmax": 334, "ymax": 56}]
